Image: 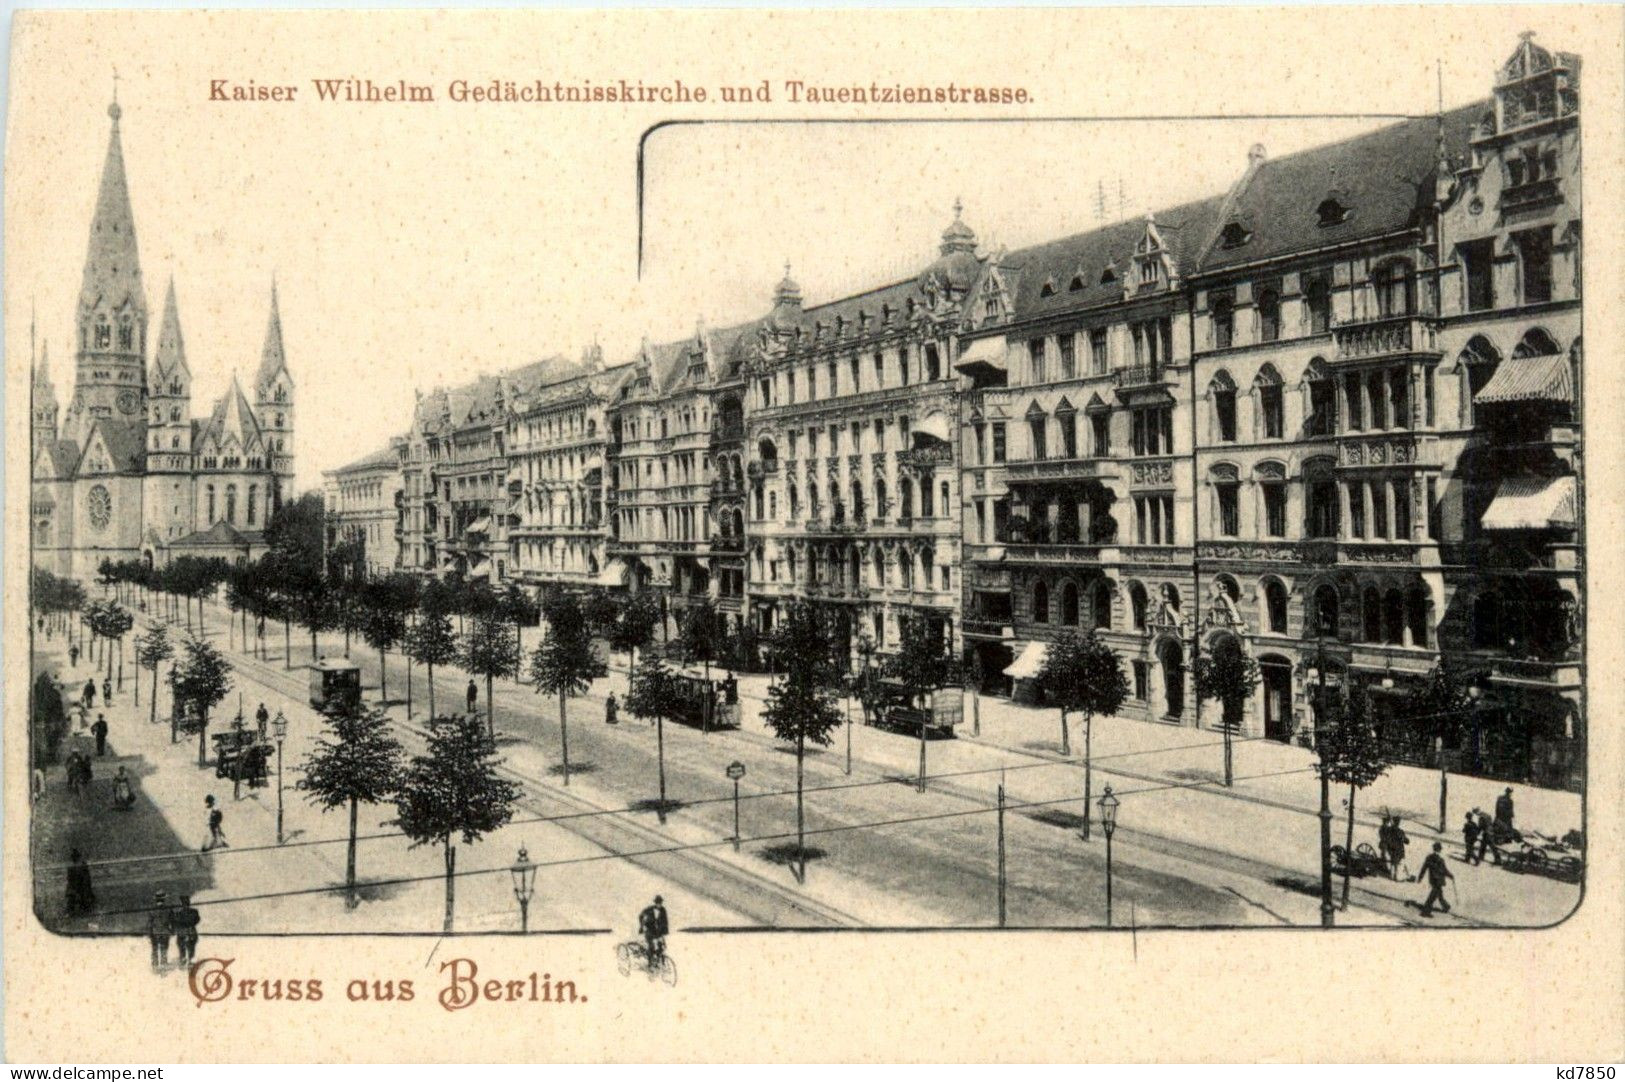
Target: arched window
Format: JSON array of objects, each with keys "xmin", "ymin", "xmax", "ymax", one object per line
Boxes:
[
  {"xmin": 787, "ymin": 482, "xmax": 798, "ymax": 519},
  {"xmin": 1129, "ymin": 582, "xmax": 1149, "ymax": 630},
  {"xmin": 1304, "ymin": 357, "xmax": 1336, "ymax": 436},
  {"xmin": 247, "ymin": 485, "xmax": 258, "ymax": 526},
  {"xmin": 1408, "ymin": 587, "xmax": 1430, "ymax": 648},
  {"xmin": 1384, "ymin": 589, "xmax": 1405, "ymax": 645},
  {"xmin": 1032, "ymin": 581, "xmax": 1049, "ymax": 624},
  {"xmin": 1513, "ymin": 327, "xmax": 1561, "ymax": 358},
  {"xmin": 1026, "ymin": 402, "xmax": 1048, "ymax": 461},
  {"xmin": 1305, "ymin": 458, "xmax": 1339, "ymax": 538},
  {"xmin": 899, "ymin": 477, "xmax": 914, "ymax": 521},
  {"xmin": 206, "ymin": 485, "xmax": 216, "ymax": 523},
  {"xmin": 1313, "ymin": 584, "xmax": 1340, "ymax": 638},
  {"xmin": 1373, "ymin": 259, "xmax": 1415, "ymax": 317},
  {"xmin": 1210, "ymin": 370, "xmax": 1238, "ymax": 443},
  {"xmin": 1255, "ymin": 363, "xmax": 1285, "ymax": 439},
  {"xmin": 1092, "ymin": 580, "xmax": 1113, "ymax": 630},
  {"xmin": 1060, "ymin": 582, "xmax": 1079, "ymax": 625},
  {"xmin": 1460, "ymin": 336, "xmax": 1503, "ymax": 427},
  {"xmin": 754, "ymin": 483, "xmax": 764, "ymax": 519},
  {"xmin": 1263, "ymin": 578, "xmax": 1289, "ymax": 633},
  {"xmin": 1257, "ymin": 286, "xmax": 1281, "ymax": 342},
  {"xmin": 874, "ymin": 477, "xmax": 888, "ymax": 518},
  {"xmin": 1363, "ymin": 586, "xmax": 1382, "ymax": 642},
  {"xmin": 225, "ymin": 484, "xmax": 238, "ymax": 525},
  {"xmin": 1211, "ymin": 293, "xmax": 1235, "ymax": 350},
  {"xmin": 1212, "ymin": 463, "xmax": 1241, "ymax": 537}
]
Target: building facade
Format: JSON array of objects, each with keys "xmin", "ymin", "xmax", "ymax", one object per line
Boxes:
[
  {"xmin": 323, "ymin": 444, "xmax": 406, "ymax": 577},
  {"xmin": 31, "ymin": 99, "xmax": 294, "ymax": 578}
]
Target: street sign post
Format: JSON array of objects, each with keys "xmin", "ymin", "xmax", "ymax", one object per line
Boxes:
[{"xmin": 726, "ymin": 761, "xmax": 746, "ymax": 850}]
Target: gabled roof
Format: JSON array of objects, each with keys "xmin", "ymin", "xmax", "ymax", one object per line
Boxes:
[
  {"xmin": 1198, "ymin": 103, "xmax": 1484, "ymax": 273},
  {"xmin": 83, "ymin": 419, "xmax": 146, "ymax": 474},
  {"xmin": 37, "ymin": 439, "xmax": 81, "ymax": 480},
  {"xmin": 199, "ymin": 377, "xmax": 263, "ymax": 451},
  {"xmin": 173, "ymin": 520, "xmax": 264, "ymax": 548}
]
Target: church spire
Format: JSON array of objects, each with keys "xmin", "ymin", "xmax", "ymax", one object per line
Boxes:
[
  {"xmin": 78, "ymin": 97, "xmax": 145, "ymax": 324},
  {"xmin": 152, "ymin": 277, "xmax": 189, "ymax": 384},
  {"xmin": 255, "ymin": 279, "xmax": 290, "ymax": 397}
]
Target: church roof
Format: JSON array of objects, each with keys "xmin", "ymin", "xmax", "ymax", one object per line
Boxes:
[
  {"xmin": 172, "ymin": 520, "xmax": 264, "ymax": 549},
  {"xmin": 33, "ymin": 341, "xmax": 57, "ymax": 404},
  {"xmin": 79, "ymin": 102, "xmax": 145, "ymax": 322},
  {"xmin": 151, "ymin": 279, "xmax": 189, "ymax": 384},
  {"xmin": 42, "ymin": 439, "xmax": 82, "ymax": 479},
  {"xmin": 86, "ymin": 418, "xmax": 147, "ymax": 474},
  {"xmin": 199, "ymin": 377, "xmax": 264, "ymax": 451}
]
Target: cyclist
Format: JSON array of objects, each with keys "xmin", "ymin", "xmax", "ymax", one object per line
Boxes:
[{"xmin": 637, "ymin": 895, "xmax": 669, "ymax": 967}]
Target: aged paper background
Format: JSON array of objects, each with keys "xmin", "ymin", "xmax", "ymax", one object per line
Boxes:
[{"xmin": 6, "ymin": 6, "xmax": 1624, "ymax": 1062}]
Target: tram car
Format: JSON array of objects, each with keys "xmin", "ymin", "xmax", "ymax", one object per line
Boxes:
[
  {"xmin": 308, "ymin": 657, "xmax": 363, "ymax": 714},
  {"xmin": 865, "ymin": 679, "xmax": 964, "ymax": 738},
  {"xmin": 670, "ymin": 668, "xmax": 742, "ymax": 730}
]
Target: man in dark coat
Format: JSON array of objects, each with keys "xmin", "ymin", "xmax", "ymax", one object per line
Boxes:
[
  {"xmin": 1476, "ymin": 808, "xmax": 1502, "ymax": 865},
  {"xmin": 148, "ymin": 891, "xmax": 172, "ymax": 969},
  {"xmin": 1494, "ymin": 787, "xmax": 1516, "ymax": 833},
  {"xmin": 102, "ymin": 677, "xmax": 113, "ymax": 706},
  {"xmin": 638, "ymin": 895, "xmax": 670, "ymax": 965},
  {"xmin": 69, "ymin": 644, "xmax": 80, "ymax": 667},
  {"xmin": 171, "ymin": 895, "xmax": 201, "ymax": 966},
  {"xmin": 1463, "ymin": 811, "xmax": 1483, "ymax": 866},
  {"xmin": 605, "ymin": 693, "xmax": 618, "ymax": 725},
  {"xmin": 91, "ymin": 714, "xmax": 109, "ymax": 756},
  {"xmin": 1418, "ymin": 841, "xmax": 1454, "ymax": 917},
  {"xmin": 255, "ymin": 703, "xmax": 270, "ymax": 737},
  {"xmin": 466, "ymin": 680, "xmax": 478, "ymax": 715},
  {"xmin": 83, "ymin": 678, "xmax": 97, "ymax": 710},
  {"xmin": 64, "ymin": 849, "xmax": 95, "ymax": 916}
]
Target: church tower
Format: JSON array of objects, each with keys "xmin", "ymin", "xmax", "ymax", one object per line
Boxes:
[
  {"xmin": 32, "ymin": 341, "xmax": 59, "ymax": 458},
  {"xmin": 65, "ymin": 99, "xmax": 149, "ymax": 444},
  {"xmin": 147, "ymin": 279, "xmax": 192, "ymax": 472},
  {"xmin": 254, "ymin": 282, "xmax": 295, "ymax": 512}
]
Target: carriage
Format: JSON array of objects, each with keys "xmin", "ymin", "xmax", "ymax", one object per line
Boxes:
[
  {"xmin": 211, "ymin": 727, "xmax": 272, "ymax": 783},
  {"xmin": 669, "ymin": 669, "xmax": 741, "ymax": 730},
  {"xmin": 864, "ymin": 680, "xmax": 964, "ymax": 738},
  {"xmin": 308, "ymin": 657, "xmax": 363, "ymax": 714}
]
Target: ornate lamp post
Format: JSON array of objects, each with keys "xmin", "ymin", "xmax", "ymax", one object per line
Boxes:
[
  {"xmin": 1313, "ymin": 633, "xmax": 1335, "ymax": 929},
  {"xmin": 271, "ymin": 710, "xmax": 288, "ymax": 845},
  {"xmin": 1097, "ymin": 784, "xmax": 1119, "ymax": 927},
  {"xmin": 510, "ymin": 845, "xmax": 537, "ymax": 933}
]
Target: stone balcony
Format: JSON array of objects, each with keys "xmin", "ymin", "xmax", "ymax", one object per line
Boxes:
[
  {"xmin": 1332, "ymin": 315, "xmax": 1443, "ymax": 363},
  {"xmin": 1005, "ymin": 456, "xmax": 1122, "ymax": 485}
]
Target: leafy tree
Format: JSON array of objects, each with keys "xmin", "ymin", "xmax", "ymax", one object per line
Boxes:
[
  {"xmin": 101, "ymin": 604, "xmax": 134, "ymax": 687},
  {"xmin": 528, "ymin": 595, "xmax": 607, "ymax": 786},
  {"xmin": 760, "ymin": 604, "xmax": 845, "ymax": 881},
  {"xmin": 135, "ymin": 624, "xmax": 174, "ymax": 723},
  {"xmin": 501, "ymin": 583, "xmax": 541, "ymax": 659},
  {"xmin": 405, "ymin": 608, "xmax": 459, "ymax": 717},
  {"xmin": 265, "ymin": 490, "xmax": 327, "ymax": 571},
  {"xmin": 678, "ymin": 599, "xmax": 724, "ymax": 731},
  {"xmin": 336, "ymin": 589, "xmax": 369, "ymax": 657},
  {"xmin": 1396, "ymin": 665, "xmax": 1473, "ymax": 831},
  {"xmin": 463, "ymin": 614, "xmax": 520, "ymax": 740},
  {"xmin": 623, "ymin": 653, "xmax": 685, "ymax": 823},
  {"xmin": 394, "ymin": 714, "xmax": 519, "ymax": 933},
  {"xmin": 1038, "ymin": 630, "xmax": 1129, "ymax": 840},
  {"xmin": 1194, "ymin": 635, "xmax": 1261, "ymax": 787},
  {"xmin": 297, "ymin": 702, "xmax": 405, "ymax": 900},
  {"xmin": 883, "ymin": 616, "xmax": 963, "ymax": 790},
  {"xmin": 169, "ymin": 636, "xmax": 233, "ymax": 766},
  {"xmin": 583, "ymin": 589, "xmax": 622, "ymax": 640},
  {"xmin": 362, "ymin": 600, "xmax": 407, "ymax": 705},
  {"xmin": 609, "ymin": 593, "xmax": 661, "ymax": 673},
  {"xmin": 1317, "ymin": 690, "xmax": 1389, "ymax": 909}
]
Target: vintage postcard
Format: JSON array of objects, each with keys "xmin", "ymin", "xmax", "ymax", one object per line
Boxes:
[{"xmin": 5, "ymin": 5, "xmax": 1623, "ymax": 1063}]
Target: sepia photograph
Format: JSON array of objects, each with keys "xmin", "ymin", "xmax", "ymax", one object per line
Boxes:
[{"xmin": 5, "ymin": 5, "xmax": 1620, "ymax": 1065}]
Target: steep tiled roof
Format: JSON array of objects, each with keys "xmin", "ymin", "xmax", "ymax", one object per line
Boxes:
[
  {"xmin": 42, "ymin": 439, "xmax": 82, "ymax": 479},
  {"xmin": 86, "ymin": 419, "xmax": 146, "ymax": 474},
  {"xmin": 173, "ymin": 520, "xmax": 264, "ymax": 547},
  {"xmin": 254, "ymin": 284, "xmax": 289, "ymax": 396},
  {"xmin": 151, "ymin": 279, "xmax": 188, "ymax": 384},
  {"xmin": 333, "ymin": 443, "xmax": 401, "ymax": 475},
  {"xmin": 79, "ymin": 103, "xmax": 145, "ymax": 322},
  {"xmin": 796, "ymin": 276, "xmax": 924, "ymax": 347},
  {"xmin": 1198, "ymin": 103, "xmax": 1484, "ymax": 273},
  {"xmin": 198, "ymin": 377, "xmax": 263, "ymax": 451}
]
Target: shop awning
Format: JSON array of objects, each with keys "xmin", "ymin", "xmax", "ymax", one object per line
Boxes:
[
  {"xmin": 593, "ymin": 558, "xmax": 629, "ymax": 587},
  {"xmin": 1474, "ymin": 354, "xmax": 1573, "ymax": 405},
  {"xmin": 465, "ymin": 516, "xmax": 492, "ymax": 535},
  {"xmin": 468, "ymin": 560, "xmax": 492, "ymax": 579},
  {"xmin": 1002, "ymin": 640, "xmax": 1049, "ymax": 680},
  {"xmin": 954, "ymin": 336, "xmax": 1009, "ymax": 380},
  {"xmin": 1481, "ymin": 475, "xmax": 1576, "ymax": 531}
]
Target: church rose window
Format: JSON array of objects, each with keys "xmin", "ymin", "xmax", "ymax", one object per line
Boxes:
[{"xmin": 87, "ymin": 485, "xmax": 112, "ymax": 531}]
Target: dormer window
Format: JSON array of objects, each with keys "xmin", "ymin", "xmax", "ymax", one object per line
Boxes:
[
  {"xmin": 880, "ymin": 304, "xmax": 892, "ymax": 325},
  {"xmin": 1219, "ymin": 222, "xmax": 1252, "ymax": 248},
  {"xmin": 1316, "ymin": 198, "xmax": 1349, "ymax": 227},
  {"xmin": 1069, "ymin": 274, "xmax": 1086, "ymax": 292},
  {"xmin": 1040, "ymin": 278, "xmax": 1057, "ymax": 298},
  {"xmin": 1100, "ymin": 266, "xmax": 1116, "ymax": 285}
]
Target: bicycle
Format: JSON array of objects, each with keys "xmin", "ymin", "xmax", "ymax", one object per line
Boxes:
[{"xmin": 616, "ymin": 940, "xmax": 677, "ymax": 986}]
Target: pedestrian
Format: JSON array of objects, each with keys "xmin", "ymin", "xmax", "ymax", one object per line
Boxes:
[
  {"xmin": 69, "ymin": 643, "xmax": 80, "ymax": 668},
  {"xmin": 64, "ymin": 849, "xmax": 95, "ymax": 916},
  {"xmin": 466, "ymin": 679, "xmax": 478, "ymax": 715},
  {"xmin": 255, "ymin": 702, "xmax": 269, "ymax": 737},
  {"xmin": 112, "ymin": 766, "xmax": 136, "ymax": 810},
  {"xmin": 1417, "ymin": 841, "xmax": 1454, "ymax": 917},
  {"xmin": 605, "ymin": 692, "xmax": 618, "ymax": 725},
  {"xmin": 91, "ymin": 713, "xmax": 109, "ymax": 756},
  {"xmin": 147, "ymin": 891, "xmax": 172, "ymax": 970},
  {"xmin": 83, "ymin": 678, "xmax": 97, "ymax": 710},
  {"xmin": 1495, "ymin": 787, "xmax": 1516, "ymax": 832},
  {"xmin": 202, "ymin": 795, "xmax": 228, "ymax": 851},
  {"xmin": 102, "ymin": 677, "xmax": 112, "ymax": 706},
  {"xmin": 1474, "ymin": 808, "xmax": 1500, "ymax": 865},
  {"xmin": 1390, "ymin": 818, "xmax": 1410, "ymax": 880},
  {"xmin": 1463, "ymin": 810, "xmax": 1483, "ymax": 866},
  {"xmin": 172, "ymin": 895, "xmax": 201, "ymax": 967}
]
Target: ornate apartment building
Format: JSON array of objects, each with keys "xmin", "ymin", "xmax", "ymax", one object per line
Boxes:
[
  {"xmin": 322, "ymin": 444, "xmax": 405, "ymax": 577},
  {"xmin": 359, "ymin": 35, "xmax": 1581, "ymax": 785}
]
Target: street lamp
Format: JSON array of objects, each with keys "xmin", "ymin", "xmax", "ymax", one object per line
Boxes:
[
  {"xmin": 271, "ymin": 710, "xmax": 288, "ymax": 845},
  {"xmin": 1097, "ymin": 785, "xmax": 1119, "ymax": 927},
  {"xmin": 510, "ymin": 845, "xmax": 537, "ymax": 933},
  {"xmin": 1314, "ymin": 632, "xmax": 1335, "ymax": 929}
]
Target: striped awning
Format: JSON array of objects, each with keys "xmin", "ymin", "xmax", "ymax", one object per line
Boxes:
[
  {"xmin": 1003, "ymin": 640, "xmax": 1049, "ymax": 680},
  {"xmin": 1481, "ymin": 475, "xmax": 1576, "ymax": 531},
  {"xmin": 1473, "ymin": 354, "xmax": 1573, "ymax": 405},
  {"xmin": 465, "ymin": 516, "xmax": 492, "ymax": 535}
]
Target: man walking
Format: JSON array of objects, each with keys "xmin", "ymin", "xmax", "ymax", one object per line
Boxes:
[
  {"xmin": 466, "ymin": 679, "xmax": 478, "ymax": 715},
  {"xmin": 1494, "ymin": 787, "xmax": 1516, "ymax": 834},
  {"xmin": 605, "ymin": 692, "xmax": 618, "ymax": 726},
  {"xmin": 91, "ymin": 713, "xmax": 109, "ymax": 757},
  {"xmin": 1463, "ymin": 810, "xmax": 1483, "ymax": 866},
  {"xmin": 1418, "ymin": 842, "xmax": 1454, "ymax": 917},
  {"xmin": 83, "ymin": 678, "xmax": 97, "ymax": 710},
  {"xmin": 103, "ymin": 676, "xmax": 113, "ymax": 706},
  {"xmin": 255, "ymin": 702, "xmax": 270, "ymax": 737},
  {"xmin": 1476, "ymin": 807, "xmax": 1502, "ymax": 865},
  {"xmin": 171, "ymin": 895, "xmax": 201, "ymax": 967},
  {"xmin": 202, "ymin": 795, "xmax": 228, "ymax": 851},
  {"xmin": 147, "ymin": 891, "xmax": 172, "ymax": 970},
  {"xmin": 69, "ymin": 643, "xmax": 80, "ymax": 668}
]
